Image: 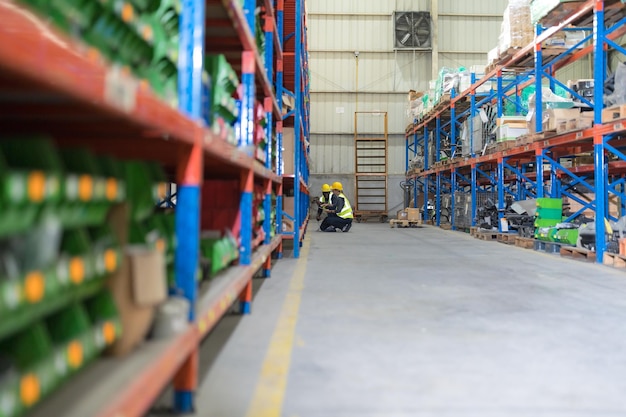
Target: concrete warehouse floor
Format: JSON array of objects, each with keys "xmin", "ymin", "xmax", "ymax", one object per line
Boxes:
[{"xmin": 168, "ymin": 223, "xmax": 626, "ymax": 417}]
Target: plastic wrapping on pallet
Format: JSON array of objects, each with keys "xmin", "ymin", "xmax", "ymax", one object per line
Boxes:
[
  {"xmin": 530, "ymin": 0, "xmax": 578, "ymax": 24},
  {"xmin": 499, "ymin": 0, "xmax": 533, "ymax": 52}
]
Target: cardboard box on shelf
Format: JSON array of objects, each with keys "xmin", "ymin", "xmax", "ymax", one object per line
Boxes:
[
  {"xmin": 107, "ymin": 247, "xmax": 166, "ymax": 356},
  {"xmin": 602, "ymin": 104, "xmax": 626, "ymax": 123},
  {"xmin": 283, "ymin": 127, "xmax": 294, "ymax": 175},
  {"xmin": 565, "ymin": 111, "xmax": 593, "ymax": 131},
  {"xmin": 283, "ymin": 196, "xmax": 294, "ymax": 217},
  {"xmin": 542, "ymin": 108, "xmax": 581, "ymax": 131},
  {"xmin": 497, "ymin": 124, "xmax": 528, "ymax": 141}
]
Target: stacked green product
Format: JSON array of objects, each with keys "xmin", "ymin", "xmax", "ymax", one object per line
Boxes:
[
  {"xmin": 205, "ymin": 55, "xmax": 240, "ymax": 146},
  {"xmin": 552, "ymin": 226, "xmax": 579, "ymax": 245},
  {"xmin": 0, "ymin": 290, "xmax": 121, "ymax": 417},
  {"xmin": 0, "ymin": 140, "xmax": 123, "ymax": 339},
  {"xmin": 200, "ymin": 232, "xmax": 239, "ymax": 278},
  {"xmin": 0, "ymin": 138, "xmax": 123, "ymax": 417},
  {"xmin": 18, "ymin": 0, "xmax": 180, "ymax": 106},
  {"xmin": 255, "ymin": 13, "xmax": 265, "ymax": 67},
  {"xmin": 534, "ymin": 198, "xmax": 563, "ymax": 241},
  {"xmin": 255, "ymin": 104, "xmax": 269, "ymax": 164}
]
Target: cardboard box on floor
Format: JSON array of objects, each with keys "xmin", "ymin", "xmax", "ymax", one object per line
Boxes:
[
  {"xmin": 106, "ymin": 204, "xmax": 168, "ymax": 357},
  {"xmin": 405, "ymin": 208, "xmax": 421, "ymax": 222}
]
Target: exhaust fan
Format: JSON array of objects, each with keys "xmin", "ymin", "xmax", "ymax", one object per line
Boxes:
[{"xmin": 393, "ymin": 11, "xmax": 432, "ymax": 50}]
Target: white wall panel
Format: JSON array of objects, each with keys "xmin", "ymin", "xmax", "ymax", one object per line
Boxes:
[
  {"xmin": 310, "ymin": 134, "xmax": 406, "ymax": 175},
  {"xmin": 310, "ymin": 93, "xmax": 410, "ymax": 134},
  {"xmin": 439, "ymin": 0, "xmax": 507, "ymax": 15}
]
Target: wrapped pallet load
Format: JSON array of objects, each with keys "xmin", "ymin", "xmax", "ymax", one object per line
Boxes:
[{"xmin": 499, "ymin": 0, "xmax": 533, "ymax": 53}]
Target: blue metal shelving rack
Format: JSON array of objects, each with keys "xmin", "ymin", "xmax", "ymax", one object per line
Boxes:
[
  {"xmin": 280, "ymin": 0, "xmax": 311, "ymax": 258},
  {"xmin": 0, "ymin": 0, "xmax": 294, "ymax": 415},
  {"xmin": 406, "ymin": 0, "xmax": 626, "ymax": 263}
]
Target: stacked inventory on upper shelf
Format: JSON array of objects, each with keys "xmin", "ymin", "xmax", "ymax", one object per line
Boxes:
[{"xmin": 404, "ymin": 0, "xmax": 626, "ymax": 263}]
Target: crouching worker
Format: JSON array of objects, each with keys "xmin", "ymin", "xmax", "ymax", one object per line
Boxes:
[
  {"xmin": 319, "ymin": 182, "xmax": 353, "ymax": 232},
  {"xmin": 316, "ymin": 183, "xmax": 334, "ymax": 221}
]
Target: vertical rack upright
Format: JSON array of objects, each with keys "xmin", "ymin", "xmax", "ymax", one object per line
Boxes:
[{"xmin": 281, "ymin": 0, "xmax": 311, "ymax": 257}]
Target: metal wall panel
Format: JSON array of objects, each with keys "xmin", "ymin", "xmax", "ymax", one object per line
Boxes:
[
  {"xmin": 308, "ymin": 0, "xmax": 430, "ymax": 14},
  {"xmin": 310, "ymin": 93, "xmax": 410, "ymax": 134},
  {"xmin": 310, "ymin": 134, "xmax": 406, "ymax": 175},
  {"xmin": 439, "ymin": 16, "xmax": 502, "ymax": 54},
  {"xmin": 439, "ymin": 0, "xmax": 507, "ymax": 15}
]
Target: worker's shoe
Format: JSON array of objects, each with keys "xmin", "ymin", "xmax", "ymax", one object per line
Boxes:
[
  {"xmin": 341, "ymin": 222, "xmax": 352, "ymax": 232},
  {"xmin": 324, "ymin": 226, "xmax": 336, "ymax": 232}
]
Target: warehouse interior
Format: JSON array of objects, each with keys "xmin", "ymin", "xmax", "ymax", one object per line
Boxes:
[{"xmin": 2, "ymin": 0, "xmax": 626, "ymax": 416}]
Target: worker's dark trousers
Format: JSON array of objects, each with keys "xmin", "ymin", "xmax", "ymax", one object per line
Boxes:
[{"xmin": 321, "ymin": 215, "xmax": 352, "ymax": 231}]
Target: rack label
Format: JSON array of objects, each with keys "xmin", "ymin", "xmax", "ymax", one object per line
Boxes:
[
  {"xmin": 105, "ymin": 67, "xmax": 137, "ymax": 113},
  {"xmin": 615, "ymin": 123, "xmax": 623, "ymax": 131}
]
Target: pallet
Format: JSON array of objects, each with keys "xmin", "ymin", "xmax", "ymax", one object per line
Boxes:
[
  {"xmin": 475, "ymin": 231, "xmax": 498, "ymax": 241},
  {"xmin": 389, "ymin": 219, "xmax": 423, "ymax": 228},
  {"xmin": 534, "ymin": 240, "xmax": 568, "ymax": 254},
  {"xmin": 602, "ymin": 104, "xmax": 626, "ymax": 124},
  {"xmin": 496, "ymin": 233, "xmax": 517, "ymax": 244},
  {"xmin": 559, "ymin": 246, "xmax": 596, "ymax": 262},
  {"xmin": 515, "ymin": 236, "xmax": 535, "ymax": 249},
  {"xmin": 603, "ymin": 252, "xmax": 626, "ymax": 268},
  {"xmin": 440, "ymin": 224, "xmax": 452, "ymax": 230},
  {"xmin": 469, "ymin": 227, "xmax": 479, "ymax": 237}
]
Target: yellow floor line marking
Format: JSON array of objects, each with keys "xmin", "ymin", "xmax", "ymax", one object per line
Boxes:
[{"xmin": 246, "ymin": 235, "xmax": 310, "ymax": 417}]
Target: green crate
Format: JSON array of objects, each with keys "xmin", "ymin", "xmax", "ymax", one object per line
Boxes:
[
  {"xmin": 46, "ymin": 304, "xmax": 96, "ymax": 375},
  {"xmin": 96, "ymin": 156, "xmax": 127, "ymax": 202},
  {"xmin": 83, "ymin": 290, "xmax": 122, "ymax": 349},
  {"xmin": 536, "ymin": 208, "xmax": 563, "ymax": 220},
  {"xmin": 88, "ymin": 225, "xmax": 121, "ymax": 279},
  {"xmin": 536, "ymin": 197, "xmax": 563, "ymax": 210},
  {"xmin": 125, "ymin": 162, "xmax": 158, "ymax": 222},
  {"xmin": 0, "ymin": 139, "xmax": 63, "ymax": 238},
  {"xmin": 145, "ymin": 213, "xmax": 174, "ymax": 262},
  {"xmin": 60, "ymin": 229, "xmax": 96, "ymax": 286},
  {"xmin": 0, "ymin": 323, "xmax": 59, "ymax": 415}
]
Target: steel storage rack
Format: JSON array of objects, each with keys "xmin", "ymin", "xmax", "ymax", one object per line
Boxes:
[
  {"xmin": 0, "ymin": 0, "xmax": 299, "ymax": 415},
  {"xmin": 406, "ymin": 0, "xmax": 626, "ymax": 263},
  {"xmin": 279, "ymin": 0, "xmax": 311, "ymax": 258}
]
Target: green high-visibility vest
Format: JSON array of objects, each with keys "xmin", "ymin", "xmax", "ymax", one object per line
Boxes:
[{"xmin": 337, "ymin": 193, "xmax": 353, "ymax": 219}]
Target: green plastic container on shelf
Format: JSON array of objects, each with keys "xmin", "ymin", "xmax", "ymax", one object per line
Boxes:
[
  {"xmin": 536, "ymin": 197, "xmax": 563, "ymax": 210},
  {"xmin": 145, "ymin": 213, "xmax": 175, "ymax": 262},
  {"xmin": 96, "ymin": 156, "xmax": 127, "ymax": 202},
  {"xmin": 46, "ymin": 304, "xmax": 97, "ymax": 376},
  {"xmin": 124, "ymin": 161, "xmax": 157, "ymax": 222},
  {"xmin": 58, "ymin": 148, "xmax": 113, "ymax": 228},
  {"xmin": 48, "ymin": 0, "xmax": 102, "ymax": 30},
  {"xmin": 536, "ymin": 208, "xmax": 563, "ymax": 220},
  {"xmin": 0, "ymin": 138, "xmax": 63, "ymax": 238},
  {"xmin": 200, "ymin": 234, "xmax": 239, "ymax": 277},
  {"xmin": 554, "ymin": 228, "xmax": 579, "ymax": 245},
  {"xmin": 83, "ymin": 290, "xmax": 122, "ymax": 350},
  {"xmin": 0, "ymin": 323, "xmax": 59, "ymax": 417},
  {"xmin": 88, "ymin": 225, "xmax": 121, "ymax": 279},
  {"xmin": 60, "ymin": 228, "xmax": 96, "ymax": 287}
]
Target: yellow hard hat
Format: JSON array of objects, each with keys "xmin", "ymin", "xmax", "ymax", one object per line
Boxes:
[
  {"xmin": 321, "ymin": 183, "xmax": 331, "ymax": 192},
  {"xmin": 331, "ymin": 181, "xmax": 343, "ymax": 191}
]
